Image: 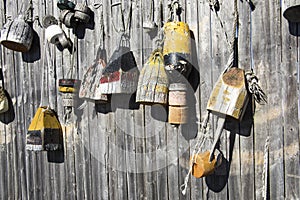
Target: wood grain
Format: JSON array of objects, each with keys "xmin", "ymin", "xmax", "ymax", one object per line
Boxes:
[{"xmin": 0, "ymin": 0, "xmax": 298, "ymax": 199}]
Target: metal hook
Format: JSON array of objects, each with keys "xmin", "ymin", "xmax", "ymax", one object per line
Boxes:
[
  {"xmin": 93, "ymin": 3, "xmax": 103, "ymax": 9},
  {"xmin": 167, "ymin": 0, "xmax": 182, "ymax": 21}
]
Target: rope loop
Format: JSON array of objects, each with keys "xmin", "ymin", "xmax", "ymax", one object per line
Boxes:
[{"xmin": 167, "ymin": 0, "xmax": 182, "ymax": 22}]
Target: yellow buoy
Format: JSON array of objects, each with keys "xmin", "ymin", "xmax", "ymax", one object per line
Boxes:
[
  {"xmin": 26, "ymin": 106, "xmax": 63, "ymax": 151},
  {"xmin": 163, "ymin": 21, "xmax": 192, "ymax": 79},
  {"xmin": 136, "ymin": 49, "xmax": 169, "ymax": 104}
]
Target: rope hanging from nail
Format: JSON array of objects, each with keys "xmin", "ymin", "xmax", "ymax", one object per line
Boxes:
[
  {"xmin": 180, "ymin": 113, "xmax": 212, "ymax": 195},
  {"xmin": 111, "ymin": 0, "xmax": 132, "ymax": 36},
  {"xmin": 167, "ymin": 0, "xmax": 182, "ymax": 22},
  {"xmin": 245, "ymin": 6, "xmax": 267, "ymax": 105}
]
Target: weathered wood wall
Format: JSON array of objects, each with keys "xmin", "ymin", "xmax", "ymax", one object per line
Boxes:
[{"xmin": 0, "ymin": 0, "xmax": 299, "ymax": 199}]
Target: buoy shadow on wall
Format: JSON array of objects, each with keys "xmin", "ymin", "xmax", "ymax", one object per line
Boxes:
[
  {"xmin": 283, "ymin": 5, "xmax": 300, "ymax": 36},
  {"xmin": 22, "ymin": 28, "xmax": 41, "ymax": 63}
]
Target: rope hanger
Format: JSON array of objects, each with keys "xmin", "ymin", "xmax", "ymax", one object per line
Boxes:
[
  {"xmin": 167, "ymin": 0, "xmax": 183, "ymax": 22},
  {"xmin": 111, "ymin": 0, "xmax": 133, "ymax": 43},
  {"xmin": 180, "ymin": 0, "xmax": 239, "ymax": 195}
]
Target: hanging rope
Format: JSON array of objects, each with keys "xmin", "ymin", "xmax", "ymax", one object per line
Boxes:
[
  {"xmin": 167, "ymin": 0, "xmax": 182, "ymax": 22},
  {"xmin": 68, "ymin": 35, "xmax": 77, "ymax": 79},
  {"xmin": 99, "ymin": 4, "xmax": 104, "ymax": 49},
  {"xmin": 245, "ymin": 6, "xmax": 267, "ymax": 105},
  {"xmin": 154, "ymin": 0, "xmax": 164, "ymax": 48},
  {"xmin": 207, "ymin": 0, "xmax": 230, "ymax": 51},
  {"xmin": 40, "ymin": 39, "xmax": 50, "ymax": 107},
  {"xmin": 262, "ymin": 136, "xmax": 270, "ymax": 200},
  {"xmin": 226, "ymin": 0, "xmax": 239, "ymax": 70},
  {"xmin": 111, "ymin": 0, "xmax": 132, "ymax": 36},
  {"xmin": 180, "ymin": 112, "xmax": 212, "ymax": 195},
  {"xmin": 181, "ymin": 0, "xmax": 239, "ymax": 195}
]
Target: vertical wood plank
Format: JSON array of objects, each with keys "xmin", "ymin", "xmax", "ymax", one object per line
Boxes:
[
  {"xmin": 281, "ymin": 0, "xmax": 300, "ymax": 199},
  {"xmin": 0, "ymin": 1, "xmax": 299, "ymax": 200},
  {"xmin": 209, "ymin": 0, "xmax": 234, "ymax": 199},
  {"xmin": 238, "ymin": 1, "xmax": 255, "ymax": 200},
  {"xmin": 266, "ymin": 1, "xmax": 285, "ymax": 200}
]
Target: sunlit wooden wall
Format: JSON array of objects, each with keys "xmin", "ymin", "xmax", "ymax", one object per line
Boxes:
[{"xmin": 0, "ymin": 0, "xmax": 299, "ymax": 199}]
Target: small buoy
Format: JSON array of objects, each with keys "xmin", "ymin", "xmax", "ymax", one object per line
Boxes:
[
  {"xmin": 26, "ymin": 107, "xmax": 63, "ymax": 151},
  {"xmin": 42, "ymin": 15, "xmax": 58, "ymax": 28},
  {"xmin": 136, "ymin": 49, "xmax": 169, "ymax": 104},
  {"xmin": 74, "ymin": 3, "xmax": 91, "ymax": 23},
  {"xmin": 45, "ymin": 25, "xmax": 72, "ymax": 50},
  {"xmin": 45, "ymin": 24, "xmax": 64, "ymax": 44},
  {"xmin": 100, "ymin": 47, "xmax": 139, "ymax": 94},
  {"xmin": 168, "ymin": 83, "xmax": 187, "ymax": 106},
  {"xmin": 59, "ymin": 9, "xmax": 75, "ymax": 28},
  {"xmin": 163, "ymin": 21, "xmax": 192, "ymax": 79},
  {"xmin": 191, "ymin": 151, "xmax": 217, "ymax": 178},
  {"xmin": 0, "ymin": 15, "xmax": 33, "ymax": 52},
  {"xmin": 168, "ymin": 106, "xmax": 188, "ymax": 124},
  {"xmin": 59, "ymin": 79, "xmax": 81, "ymax": 107},
  {"xmin": 79, "ymin": 51, "xmax": 109, "ymax": 102}
]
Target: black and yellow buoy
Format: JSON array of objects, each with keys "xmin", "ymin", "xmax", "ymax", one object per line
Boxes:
[
  {"xmin": 59, "ymin": 79, "xmax": 81, "ymax": 107},
  {"xmin": 163, "ymin": 1, "xmax": 192, "ymax": 80},
  {"xmin": 26, "ymin": 106, "xmax": 63, "ymax": 151}
]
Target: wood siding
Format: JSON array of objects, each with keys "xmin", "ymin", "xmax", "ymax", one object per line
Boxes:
[{"xmin": 0, "ymin": 0, "xmax": 299, "ymax": 199}]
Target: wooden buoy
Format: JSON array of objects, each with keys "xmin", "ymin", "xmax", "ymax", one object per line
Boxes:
[
  {"xmin": 168, "ymin": 83, "xmax": 187, "ymax": 106},
  {"xmin": 26, "ymin": 107, "xmax": 63, "ymax": 151},
  {"xmin": 191, "ymin": 151, "xmax": 217, "ymax": 178},
  {"xmin": 45, "ymin": 25, "xmax": 72, "ymax": 50},
  {"xmin": 206, "ymin": 67, "xmax": 249, "ymax": 162},
  {"xmin": 168, "ymin": 83, "xmax": 188, "ymax": 124},
  {"xmin": 59, "ymin": 79, "xmax": 81, "ymax": 107},
  {"xmin": 100, "ymin": 47, "xmax": 139, "ymax": 94},
  {"xmin": 74, "ymin": 3, "xmax": 91, "ymax": 23},
  {"xmin": 0, "ymin": 15, "xmax": 33, "ymax": 52},
  {"xmin": 79, "ymin": 53, "xmax": 109, "ymax": 102},
  {"xmin": 0, "ymin": 87, "xmax": 8, "ymax": 113},
  {"xmin": 45, "ymin": 25, "xmax": 64, "ymax": 44},
  {"xmin": 58, "ymin": 34, "xmax": 72, "ymax": 49},
  {"xmin": 168, "ymin": 106, "xmax": 188, "ymax": 124},
  {"xmin": 207, "ymin": 67, "xmax": 248, "ymax": 120},
  {"xmin": 163, "ymin": 21, "xmax": 192, "ymax": 79},
  {"xmin": 136, "ymin": 49, "xmax": 169, "ymax": 104},
  {"xmin": 59, "ymin": 9, "xmax": 75, "ymax": 28}
]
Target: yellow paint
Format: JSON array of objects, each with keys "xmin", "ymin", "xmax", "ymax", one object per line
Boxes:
[
  {"xmin": 28, "ymin": 107, "xmax": 62, "ymax": 131},
  {"xmin": 136, "ymin": 49, "xmax": 169, "ymax": 104},
  {"xmin": 59, "ymin": 86, "xmax": 77, "ymax": 93},
  {"xmin": 191, "ymin": 151, "xmax": 217, "ymax": 178},
  {"xmin": 207, "ymin": 68, "xmax": 248, "ymax": 119},
  {"xmin": 163, "ymin": 21, "xmax": 191, "ymax": 55}
]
